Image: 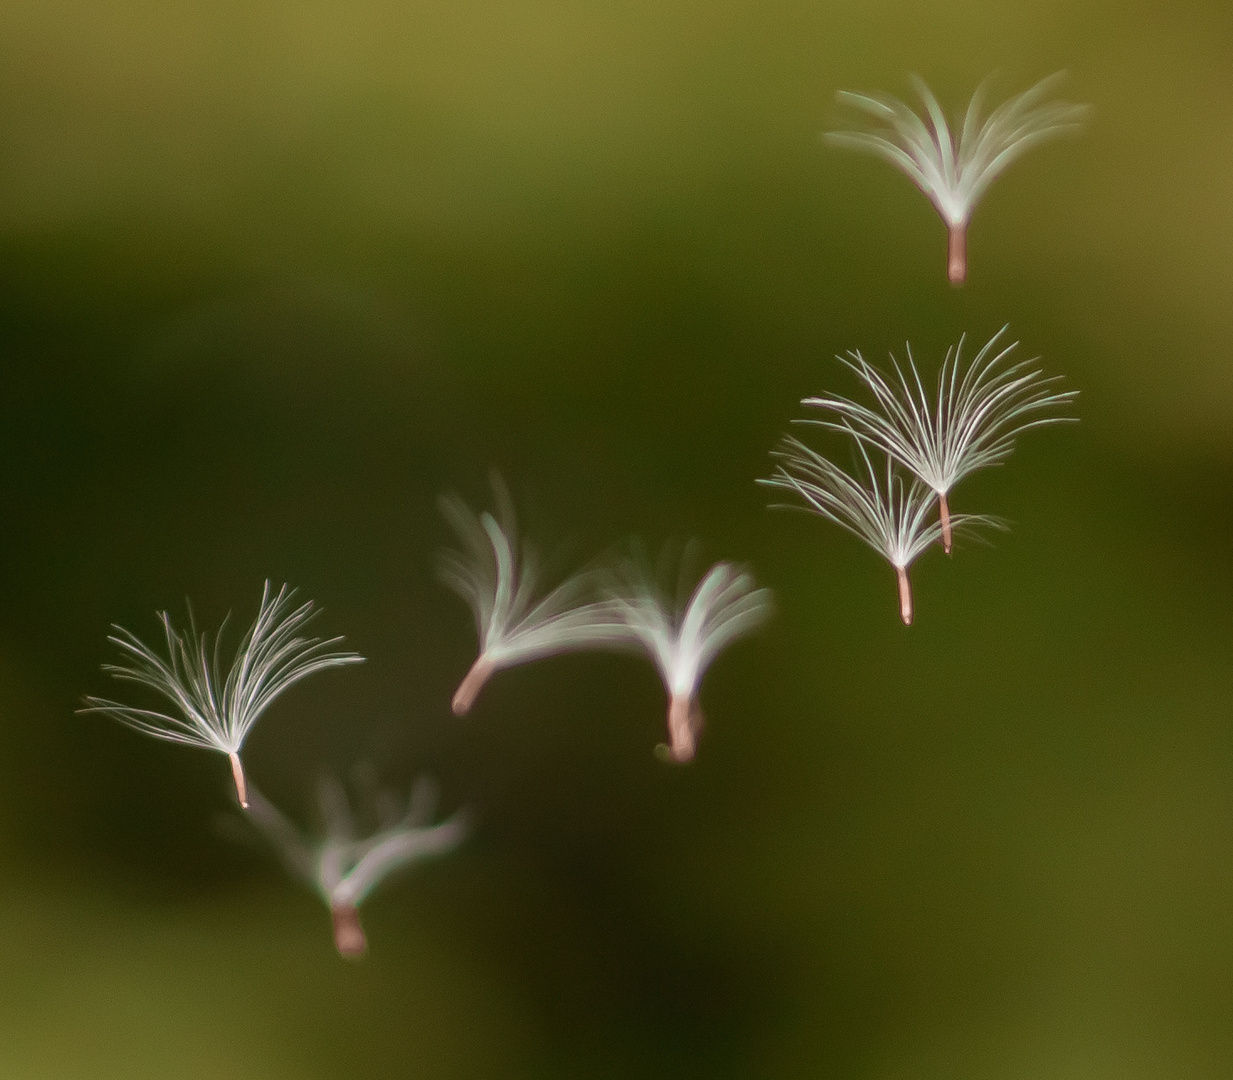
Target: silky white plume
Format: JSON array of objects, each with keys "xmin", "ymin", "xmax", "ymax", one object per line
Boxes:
[
  {"xmin": 800, "ymin": 327, "xmax": 1076, "ymax": 553},
  {"xmin": 244, "ymin": 775, "xmax": 467, "ymax": 957},
  {"xmin": 828, "ymin": 73, "xmax": 1087, "ymax": 283},
  {"xmin": 609, "ymin": 557, "xmax": 771, "ymax": 762},
  {"xmin": 81, "ymin": 581, "xmax": 364, "ymax": 807},
  {"xmin": 439, "ymin": 481, "xmax": 632, "ymax": 715},
  {"xmin": 761, "ymin": 434, "xmax": 1001, "ymax": 624}
]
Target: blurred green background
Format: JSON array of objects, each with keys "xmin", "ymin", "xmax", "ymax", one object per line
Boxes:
[{"xmin": 0, "ymin": 0, "xmax": 1231, "ymax": 1076}]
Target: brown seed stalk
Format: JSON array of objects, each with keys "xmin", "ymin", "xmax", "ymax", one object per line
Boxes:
[
  {"xmin": 331, "ymin": 903, "xmax": 368, "ymax": 958},
  {"xmin": 896, "ymin": 565, "xmax": 913, "ymax": 625},
  {"xmin": 938, "ymin": 492, "xmax": 953, "ymax": 555},
  {"xmin": 452, "ymin": 655, "xmax": 495, "ymax": 715},
  {"xmin": 666, "ymin": 693, "xmax": 705, "ymax": 763},
  {"xmin": 947, "ymin": 224, "xmax": 967, "ymax": 285},
  {"xmin": 229, "ymin": 751, "xmax": 249, "ymax": 809}
]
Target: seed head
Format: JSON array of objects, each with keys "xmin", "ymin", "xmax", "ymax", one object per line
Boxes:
[
  {"xmin": 827, "ymin": 73, "xmax": 1087, "ymax": 283},
  {"xmin": 243, "ymin": 775, "xmax": 467, "ymax": 958},
  {"xmin": 438, "ymin": 478, "xmax": 632, "ymax": 715},
  {"xmin": 800, "ymin": 327, "xmax": 1076, "ymax": 551},
  {"xmin": 761, "ymin": 433, "xmax": 1001, "ymax": 623},
  {"xmin": 608, "ymin": 554, "xmax": 772, "ymax": 761},
  {"xmin": 80, "ymin": 581, "xmax": 364, "ymax": 807}
]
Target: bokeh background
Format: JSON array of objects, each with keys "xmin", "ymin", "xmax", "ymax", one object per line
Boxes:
[{"xmin": 0, "ymin": 0, "xmax": 1231, "ymax": 1076}]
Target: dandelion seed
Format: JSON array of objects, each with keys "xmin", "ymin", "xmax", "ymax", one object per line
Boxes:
[
  {"xmin": 760, "ymin": 433, "xmax": 1001, "ymax": 623},
  {"xmin": 827, "ymin": 73, "xmax": 1087, "ymax": 284},
  {"xmin": 243, "ymin": 775, "xmax": 467, "ymax": 957},
  {"xmin": 80, "ymin": 582, "xmax": 364, "ymax": 808},
  {"xmin": 609, "ymin": 555, "xmax": 772, "ymax": 762},
  {"xmin": 800, "ymin": 327, "xmax": 1076, "ymax": 553},
  {"xmin": 438, "ymin": 479, "xmax": 633, "ymax": 715}
]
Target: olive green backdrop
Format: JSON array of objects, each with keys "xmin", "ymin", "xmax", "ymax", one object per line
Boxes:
[{"xmin": 0, "ymin": 1, "xmax": 1230, "ymax": 1077}]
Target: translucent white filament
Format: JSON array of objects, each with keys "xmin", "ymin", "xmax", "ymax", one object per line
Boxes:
[
  {"xmin": 828, "ymin": 74, "xmax": 1086, "ymax": 283},
  {"xmin": 81, "ymin": 581, "xmax": 364, "ymax": 807}
]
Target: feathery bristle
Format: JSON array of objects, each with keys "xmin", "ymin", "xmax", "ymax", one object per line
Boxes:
[
  {"xmin": 800, "ymin": 327, "xmax": 1077, "ymax": 507},
  {"xmin": 81, "ymin": 582, "xmax": 364, "ymax": 801},
  {"xmin": 609, "ymin": 556, "xmax": 772, "ymax": 757},
  {"xmin": 243, "ymin": 777, "xmax": 468, "ymax": 958},
  {"xmin": 438, "ymin": 481, "xmax": 634, "ymax": 712},
  {"xmin": 828, "ymin": 74, "xmax": 1087, "ymax": 281}
]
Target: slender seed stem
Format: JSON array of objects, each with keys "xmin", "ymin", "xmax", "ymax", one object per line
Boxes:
[
  {"xmin": 896, "ymin": 565, "xmax": 913, "ymax": 625},
  {"xmin": 331, "ymin": 903, "xmax": 368, "ymax": 958},
  {"xmin": 938, "ymin": 492, "xmax": 953, "ymax": 555},
  {"xmin": 947, "ymin": 224, "xmax": 967, "ymax": 285},
  {"xmin": 229, "ymin": 751, "xmax": 249, "ymax": 809},
  {"xmin": 666, "ymin": 693, "xmax": 703, "ymax": 763},
  {"xmin": 452, "ymin": 655, "xmax": 495, "ymax": 716}
]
